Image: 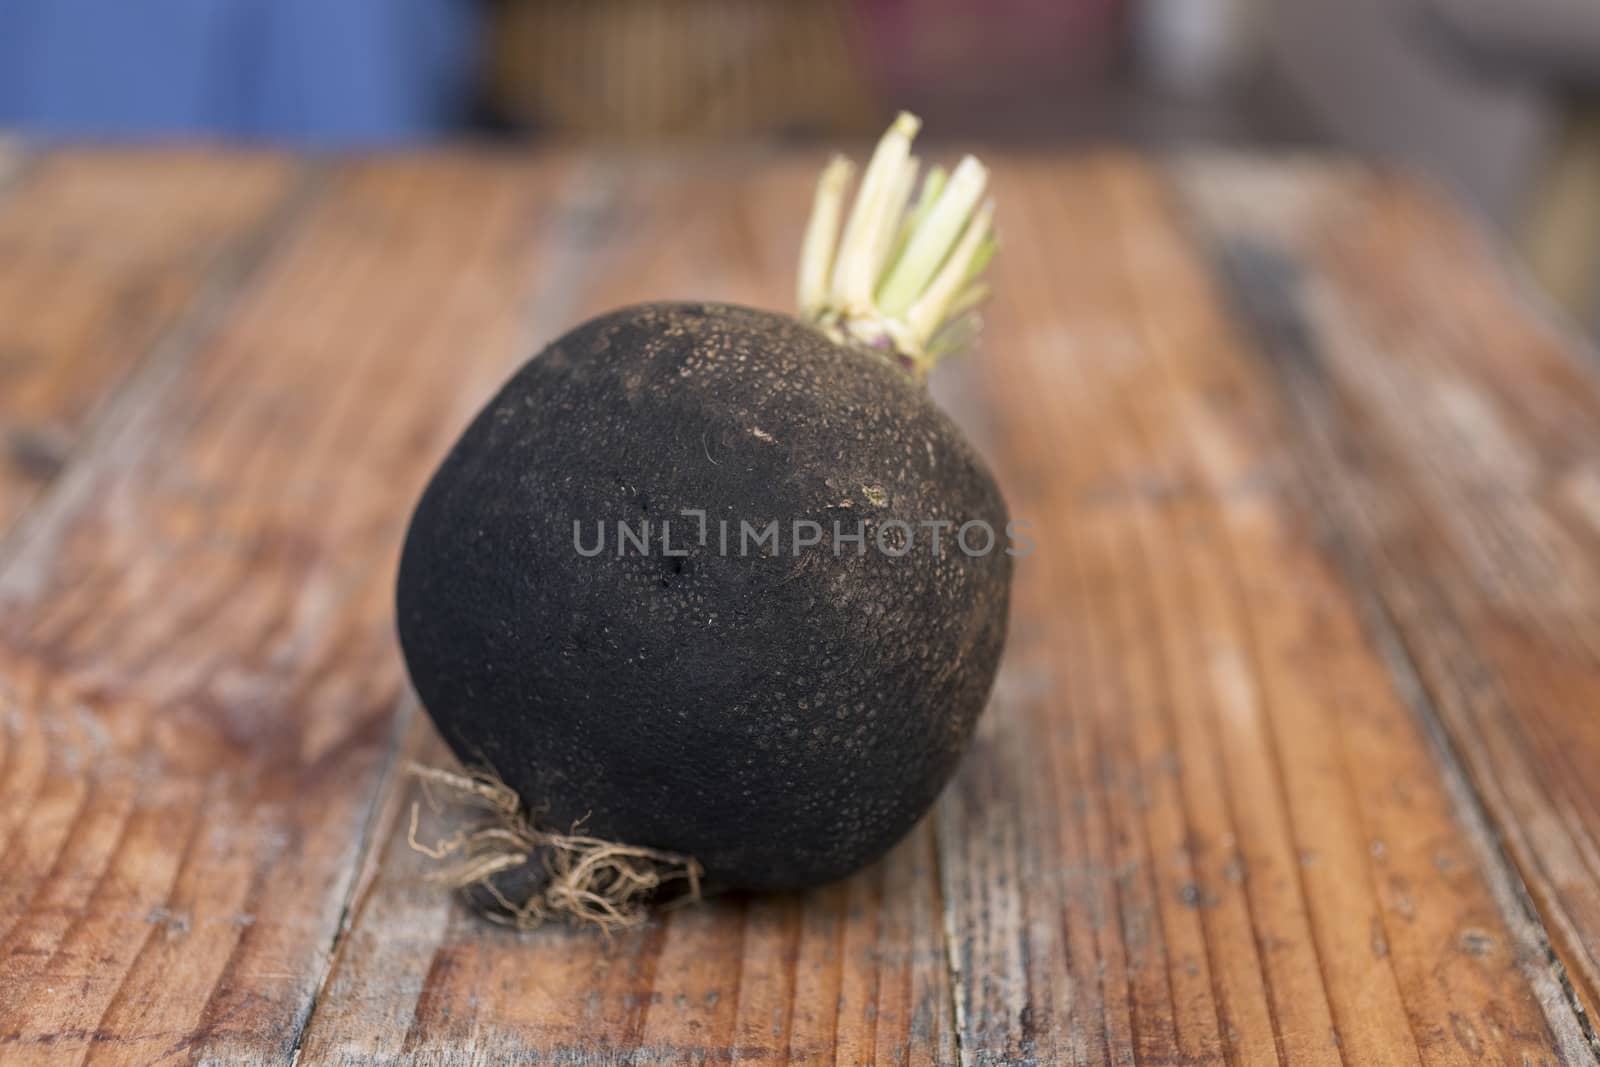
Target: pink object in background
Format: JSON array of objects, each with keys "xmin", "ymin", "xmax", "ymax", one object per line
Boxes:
[{"xmin": 854, "ymin": 0, "xmax": 1127, "ymax": 107}]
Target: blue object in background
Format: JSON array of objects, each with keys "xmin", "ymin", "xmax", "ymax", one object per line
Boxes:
[{"xmin": 0, "ymin": 0, "xmax": 481, "ymax": 144}]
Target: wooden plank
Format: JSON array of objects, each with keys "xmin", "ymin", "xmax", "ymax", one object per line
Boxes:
[
  {"xmin": 931, "ymin": 157, "xmax": 1587, "ymax": 1064},
  {"xmin": 1176, "ymin": 157, "xmax": 1600, "ymax": 1049},
  {"xmin": 0, "ymin": 149, "xmax": 304, "ymax": 533},
  {"xmin": 0, "ymin": 154, "xmax": 580, "ymax": 1066},
  {"xmin": 301, "ymin": 151, "xmax": 1590, "ymax": 1065},
  {"xmin": 6, "ymin": 147, "xmax": 1593, "ymax": 1065},
  {"xmin": 302, "ymin": 721, "xmax": 957, "ymax": 1066},
  {"xmin": 294, "ymin": 154, "xmax": 961, "ymax": 1067}
]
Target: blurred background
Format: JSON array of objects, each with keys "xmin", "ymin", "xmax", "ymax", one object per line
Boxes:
[{"xmin": 3, "ymin": 0, "xmax": 1599, "ymax": 331}]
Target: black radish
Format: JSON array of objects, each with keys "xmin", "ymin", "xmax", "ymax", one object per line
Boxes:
[{"xmin": 397, "ymin": 114, "xmax": 1014, "ymax": 928}]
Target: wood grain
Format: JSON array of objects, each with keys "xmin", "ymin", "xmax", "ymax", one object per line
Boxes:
[
  {"xmin": 0, "ymin": 154, "xmax": 577, "ymax": 1065},
  {"xmin": 1178, "ymin": 156, "xmax": 1600, "ymax": 1047},
  {"xmin": 0, "ymin": 147, "xmax": 1596, "ymax": 1065},
  {"xmin": 299, "ymin": 154, "xmax": 1592, "ymax": 1065},
  {"xmin": 0, "ymin": 150, "xmax": 304, "ymax": 533},
  {"xmin": 928, "ymin": 157, "xmax": 1590, "ymax": 1066}
]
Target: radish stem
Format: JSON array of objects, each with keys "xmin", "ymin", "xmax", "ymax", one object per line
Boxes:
[
  {"xmin": 798, "ymin": 156, "xmax": 853, "ymax": 319},
  {"xmin": 799, "ymin": 113, "xmax": 997, "ymax": 378},
  {"xmin": 830, "ymin": 112, "xmax": 919, "ymax": 313}
]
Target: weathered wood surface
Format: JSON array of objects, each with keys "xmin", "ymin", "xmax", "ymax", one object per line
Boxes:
[
  {"xmin": 0, "ymin": 146, "xmax": 1597, "ymax": 1065},
  {"xmin": 1178, "ymin": 157, "xmax": 1600, "ymax": 1046},
  {"xmin": 0, "ymin": 152, "xmax": 577, "ymax": 1065},
  {"xmin": 935, "ymin": 158, "xmax": 1594, "ymax": 1067},
  {"xmin": 0, "ymin": 150, "xmax": 303, "ymax": 532}
]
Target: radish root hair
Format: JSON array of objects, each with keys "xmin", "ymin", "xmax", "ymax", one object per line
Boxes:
[{"xmin": 405, "ymin": 762, "xmax": 703, "ymax": 933}]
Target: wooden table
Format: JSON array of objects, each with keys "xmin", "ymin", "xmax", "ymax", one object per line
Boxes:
[{"xmin": 1, "ymin": 144, "xmax": 1599, "ymax": 1066}]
